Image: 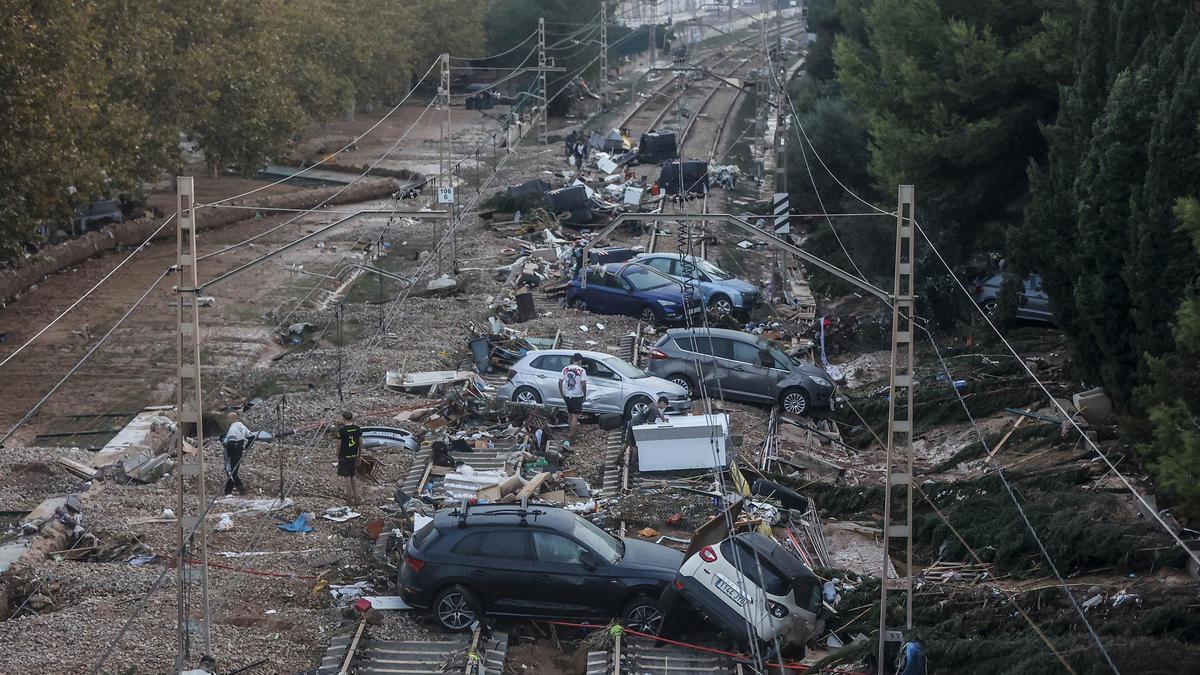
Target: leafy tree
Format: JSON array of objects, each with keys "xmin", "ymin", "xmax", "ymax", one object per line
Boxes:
[
  {"xmin": 1141, "ymin": 198, "xmax": 1200, "ymax": 520},
  {"xmin": 1015, "ymin": 0, "xmax": 1200, "ymax": 408},
  {"xmin": 833, "ymin": 0, "xmax": 1077, "ymax": 260}
]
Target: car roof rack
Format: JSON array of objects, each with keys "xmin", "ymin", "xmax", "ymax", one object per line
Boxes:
[{"xmin": 450, "ymin": 497, "xmax": 545, "ymax": 529}]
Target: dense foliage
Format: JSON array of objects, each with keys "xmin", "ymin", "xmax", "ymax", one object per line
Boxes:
[
  {"xmin": 0, "ymin": 0, "xmax": 487, "ymax": 260},
  {"xmin": 799, "ymin": 0, "xmax": 1200, "ymax": 516}
]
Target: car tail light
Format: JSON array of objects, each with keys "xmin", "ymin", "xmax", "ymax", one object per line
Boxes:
[
  {"xmin": 766, "ymin": 600, "xmax": 789, "ymax": 618},
  {"xmin": 404, "ymin": 555, "xmax": 425, "ymax": 574},
  {"xmin": 974, "ymin": 282, "xmax": 983, "ymax": 294},
  {"xmin": 673, "ymin": 579, "xmax": 684, "ymax": 590},
  {"xmin": 698, "ymin": 546, "xmax": 717, "ymax": 563},
  {"xmin": 648, "ymin": 348, "xmax": 669, "ymax": 360}
]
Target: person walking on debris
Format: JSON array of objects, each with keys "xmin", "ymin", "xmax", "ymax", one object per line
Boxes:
[
  {"xmin": 564, "ymin": 131, "xmax": 576, "ymax": 159},
  {"xmin": 624, "ymin": 396, "xmax": 669, "ymax": 468},
  {"xmin": 559, "ymin": 353, "xmax": 588, "ymax": 442},
  {"xmin": 222, "ymin": 413, "xmax": 256, "ymax": 496},
  {"xmin": 337, "ymin": 410, "xmax": 363, "ymax": 505}
]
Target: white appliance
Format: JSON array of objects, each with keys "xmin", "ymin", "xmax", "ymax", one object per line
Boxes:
[{"xmin": 634, "ymin": 413, "xmax": 730, "ymax": 472}]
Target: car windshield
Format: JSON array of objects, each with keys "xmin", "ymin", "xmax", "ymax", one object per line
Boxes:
[
  {"xmin": 604, "ymin": 357, "xmax": 648, "ymax": 379},
  {"xmin": 764, "ymin": 343, "xmax": 799, "ymax": 369},
  {"xmin": 573, "ymin": 515, "xmax": 623, "ymax": 562},
  {"xmin": 695, "ymin": 258, "xmax": 733, "ymax": 281},
  {"xmin": 624, "ymin": 267, "xmax": 673, "ymax": 291}
]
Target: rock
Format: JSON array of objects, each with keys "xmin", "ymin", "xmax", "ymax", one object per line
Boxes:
[
  {"xmin": 25, "ymin": 594, "xmax": 53, "ymax": 611},
  {"xmin": 426, "ymin": 275, "xmax": 458, "ymax": 293}
]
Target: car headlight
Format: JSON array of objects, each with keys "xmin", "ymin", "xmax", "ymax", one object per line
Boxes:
[
  {"xmin": 810, "ymin": 376, "xmax": 832, "ymax": 388},
  {"xmin": 657, "ymin": 299, "xmax": 678, "ymax": 307}
]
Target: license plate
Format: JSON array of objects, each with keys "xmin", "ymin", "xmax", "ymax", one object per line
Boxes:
[
  {"xmin": 687, "ymin": 305, "xmax": 702, "ymax": 314},
  {"xmin": 714, "ymin": 573, "xmax": 749, "ymax": 607}
]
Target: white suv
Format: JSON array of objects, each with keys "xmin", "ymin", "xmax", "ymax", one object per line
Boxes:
[{"xmin": 657, "ymin": 532, "xmax": 825, "ymax": 651}]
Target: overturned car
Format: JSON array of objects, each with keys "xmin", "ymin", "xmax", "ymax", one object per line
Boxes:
[{"xmin": 656, "ymin": 532, "xmax": 827, "ymax": 653}]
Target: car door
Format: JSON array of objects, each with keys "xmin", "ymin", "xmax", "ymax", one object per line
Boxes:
[
  {"xmin": 693, "ymin": 337, "xmax": 741, "ymax": 401},
  {"xmin": 528, "ymin": 531, "xmax": 616, "ymax": 619},
  {"xmin": 1024, "ymin": 276, "xmax": 1053, "ymax": 321},
  {"xmin": 582, "ymin": 357, "xmax": 623, "ymax": 412},
  {"xmin": 582, "ymin": 269, "xmax": 616, "ymax": 313},
  {"xmin": 728, "ymin": 339, "xmax": 776, "ymax": 403},
  {"xmin": 531, "ymin": 354, "xmax": 570, "ymax": 405},
  {"xmin": 454, "ymin": 530, "xmax": 538, "ymax": 616},
  {"xmin": 609, "ymin": 270, "xmax": 645, "ymax": 315}
]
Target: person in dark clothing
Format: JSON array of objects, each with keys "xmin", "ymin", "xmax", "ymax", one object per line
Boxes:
[
  {"xmin": 623, "ymin": 396, "xmax": 669, "ymax": 467},
  {"xmin": 337, "ymin": 410, "xmax": 363, "ymax": 505}
]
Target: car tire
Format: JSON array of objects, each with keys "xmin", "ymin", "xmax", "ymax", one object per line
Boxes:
[
  {"xmin": 708, "ymin": 294, "xmax": 734, "ymax": 317},
  {"xmin": 668, "ymin": 374, "xmax": 695, "ymax": 398},
  {"xmin": 625, "ymin": 395, "xmax": 653, "ymax": 421},
  {"xmin": 638, "ymin": 306, "xmax": 658, "ymax": 324},
  {"xmin": 512, "ymin": 386, "xmax": 542, "ymax": 405},
  {"xmin": 432, "ymin": 584, "xmax": 481, "ymax": 632},
  {"xmin": 982, "ymin": 299, "xmax": 998, "ymax": 316},
  {"xmin": 621, "ymin": 596, "xmax": 664, "ymax": 635},
  {"xmin": 779, "ymin": 388, "xmax": 810, "ymax": 416},
  {"xmin": 571, "ymin": 297, "xmax": 589, "ymax": 312}
]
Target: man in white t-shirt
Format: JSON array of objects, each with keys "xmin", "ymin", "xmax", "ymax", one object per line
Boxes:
[{"xmin": 559, "ymin": 353, "xmax": 588, "ymax": 442}]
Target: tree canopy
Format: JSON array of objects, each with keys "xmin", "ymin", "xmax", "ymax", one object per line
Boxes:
[{"xmin": 0, "ymin": 0, "xmax": 487, "ymax": 260}]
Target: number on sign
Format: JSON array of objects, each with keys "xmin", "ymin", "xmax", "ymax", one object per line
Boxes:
[{"xmin": 437, "ymin": 187, "xmax": 455, "ymax": 204}]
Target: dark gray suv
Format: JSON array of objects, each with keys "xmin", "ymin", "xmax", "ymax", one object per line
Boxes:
[{"xmin": 644, "ymin": 327, "xmax": 835, "ymax": 415}]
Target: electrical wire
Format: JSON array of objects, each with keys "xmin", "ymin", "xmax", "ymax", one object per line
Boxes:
[
  {"xmin": 449, "ymin": 28, "xmax": 538, "ymax": 61},
  {"xmin": 201, "ymin": 59, "xmax": 441, "ymax": 208},
  {"xmin": 840, "ymin": 396, "xmax": 1079, "ymax": 674},
  {"xmin": 0, "ymin": 215, "xmax": 174, "ymax": 372},
  {"xmin": 0, "ymin": 267, "xmax": 171, "ymax": 446},
  {"xmin": 196, "ymin": 90, "xmax": 439, "ymax": 263},
  {"xmin": 88, "ymin": 75, "xmax": 554, "ymax": 675}
]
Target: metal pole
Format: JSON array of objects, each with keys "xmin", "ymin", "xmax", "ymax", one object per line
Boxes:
[
  {"xmin": 538, "ymin": 18, "xmax": 548, "ymax": 144},
  {"xmin": 336, "ymin": 303, "xmax": 344, "ymax": 402},
  {"xmin": 878, "ymin": 185, "xmax": 917, "ymax": 673},
  {"xmin": 174, "ymin": 175, "xmax": 212, "ymax": 672},
  {"xmin": 601, "ymin": 8, "xmax": 609, "ymax": 112}
]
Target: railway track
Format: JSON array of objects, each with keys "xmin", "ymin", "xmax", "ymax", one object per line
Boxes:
[
  {"xmin": 315, "ymin": 623, "xmax": 509, "ymax": 675},
  {"xmin": 617, "ymin": 19, "xmax": 806, "ymax": 140}
]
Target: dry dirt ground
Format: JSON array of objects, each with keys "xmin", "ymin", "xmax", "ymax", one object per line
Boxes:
[{"xmin": 0, "ymin": 30, "xmax": 780, "ymax": 670}]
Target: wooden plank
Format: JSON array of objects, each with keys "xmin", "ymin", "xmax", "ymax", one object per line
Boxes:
[
  {"xmin": 983, "ymin": 416, "xmax": 1026, "ymax": 465},
  {"xmin": 515, "ymin": 471, "xmax": 551, "ymax": 500},
  {"xmin": 57, "ymin": 457, "xmax": 98, "ymax": 479}
]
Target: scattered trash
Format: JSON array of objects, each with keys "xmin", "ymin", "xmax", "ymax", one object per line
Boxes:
[
  {"xmin": 129, "ymin": 554, "xmax": 156, "ymax": 567},
  {"xmin": 323, "ymin": 506, "xmax": 362, "ymax": 523},
  {"xmin": 215, "ymin": 514, "xmax": 235, "ymax": 531},
  {"xmin": 639, "ymin": 527, "xmax": 660, "ymax": 538},
  {"xmin": 278, "ymin": 513, "xmax": 314, "ymax": 533}
]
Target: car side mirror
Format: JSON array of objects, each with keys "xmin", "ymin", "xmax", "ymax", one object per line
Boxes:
[{"xmin": 579, "ymin": 550, "xmax": 598, "ymax": 570}]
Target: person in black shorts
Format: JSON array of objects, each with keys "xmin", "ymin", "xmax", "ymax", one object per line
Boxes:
[{"xmin": 337, "ymin": 410, "xmax": 363, "ymax": 505}]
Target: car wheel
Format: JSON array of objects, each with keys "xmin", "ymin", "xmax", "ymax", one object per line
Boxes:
[
  {"xmin": 622, "ymin": 597, "xmax": 664, "ymax": 635},
  {"xmin": 432, "ymin": 584, "xmax": 481, "ymax": 632},
  {"xmin": 625, "ymin": 395, "xmax": 653, "ymax": 421},
  {"xmin": 780, "ymin": 388, "xmax": 810, "ymax": 416},
  {"xmin": 668, "ymin": 375, "xmax": 695, "ymax": 398},
  {"xmin": 708, "ymin": 294, "xmax": 734, "ymax": 317},
  {"xmin": 982, "ymin": 300, "xmax": 998, "ymax": 317},
  {"xmin": 638, "ymin": 306, "xmax": 658, "ymax": 324},
  {"xmin": 571, "ymin": 297, "xmax": 589, "ymax": 312},
  {"xmin": 512, "ymin": 386, "xmax": 542, "ymax": 405}
]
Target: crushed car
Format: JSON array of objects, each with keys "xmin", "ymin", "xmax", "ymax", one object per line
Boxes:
[{"xmin": 656, "ymin": 531, "xmax": 827, "ymax": 654}]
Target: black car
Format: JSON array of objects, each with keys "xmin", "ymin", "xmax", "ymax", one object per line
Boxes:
[{"xmin": 399, "ymin": 503, "xmax": 684, "ymax": 632}]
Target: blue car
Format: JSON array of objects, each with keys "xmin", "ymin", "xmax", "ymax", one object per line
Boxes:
[
  {"xmin": 567, "ymin": 262, "xmax": 705, "ymax": 325},
  {"xmin": 634, "ymin": 253, "xmax": 761, "ymax": 317}
]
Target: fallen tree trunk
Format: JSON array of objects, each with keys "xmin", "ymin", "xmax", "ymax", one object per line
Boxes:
[{"xmin": 0, "ymin": 177, "xmax": 397, "ymax": 306}]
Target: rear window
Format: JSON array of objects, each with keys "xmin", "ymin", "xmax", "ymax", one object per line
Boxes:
[
  {"xmin": 719, "ymin": 539, "xmax": 790, "ymax": 597},
  {"xmin": 673, "ymin": 337, "xmax": 695, "ymax": 352},
  {"xmin": 532, "ymin": 354, "xmax": 570, "ymax": 372},
  {"xmin": 412, "ymin": 522, "xmax": 440, "ymax": 550}
]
